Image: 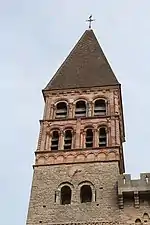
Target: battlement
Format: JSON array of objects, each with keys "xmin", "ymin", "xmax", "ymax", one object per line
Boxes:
[{"xmin": 118, "ymin": 173, "xmax": 150, "ymax": 209}]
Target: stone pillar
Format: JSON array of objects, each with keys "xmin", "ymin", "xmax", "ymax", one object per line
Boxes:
[
  {"xmin": 72, "ymin": 103, "xmax": 75, "ymax": 118},
  {"xmin": 94, "ymin": 128, "xmax": 98, "ymax": 148},
  {"xmin": 59, "ymin": 130, "xmax": 64, "ymax": 150},
  {"xmin": 68, "ymin": 103, "xmax": 73, "ymax": 118},
  {"xmin": 50, "ymin": 104, "xmax": 55, "ymax": 120},
  {"xmin": 107, "ymin": 126, "xmax": 111, "ymax": 147},
  {"xmin": 75, "ymin": 119, "xmax": 81, "ymax": 149},
  {"xmin": 81, "ymin": 130, "xmax": 86, "ymax": 149},
  {"xmin": 71, "ymin": 130, "xmax": 75, "ymax": 149},
  {"xmin": 45, "ymin": 123, "xmax": 51, "ymax": 151},
  {"xmin": 88, "ymin": 101, "xmax": 93, "ymax": 117}
]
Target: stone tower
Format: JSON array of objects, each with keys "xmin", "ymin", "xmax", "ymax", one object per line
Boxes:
[{"xmin": 26, "ymin": 29, "xmax": 150, "ymax": 225}]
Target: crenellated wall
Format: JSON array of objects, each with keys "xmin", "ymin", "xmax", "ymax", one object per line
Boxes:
[{"xmin": 118, "ymin": 173, "xmax": 150, "ymax": 209}]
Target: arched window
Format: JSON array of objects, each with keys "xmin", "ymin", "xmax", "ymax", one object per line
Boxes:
[
  {"xmin": 135, "ymin": 219, "xmax": 142, "ymax": 225},
  {"xmin": 94, "ymin": 99, "xmax": 106, "ymax": 116},
  {"xmin": 86, "ymin": 129, "xmax": 93, "ymax": 148},
  {"xmin": 61, "ymin": 186, "xmax": 72, "ymax": 205},
  {"xmin": 80, "ymin": 185, "xmax": 92, "ymax": 203},
  {"xmin": 55, "ymin": 102, "xmax": 67, "ymax": 118},
  {"xmin": 64, "ymin": 130, "xmax": 72, "ymax": 150},
  {"xmin": 99, "ymin": 127, "xmax": 107, "ymax": 147},
  {"xmin": 75, "ymin": 101, "xmax": 86, "ymax": 117},
  {"xmin": 143, "ymin": 213, "xmax": 149, "ymax": 223},
  {"xmin": 51, "ymin": 131, "xmax": 59, "ymax": 150}
]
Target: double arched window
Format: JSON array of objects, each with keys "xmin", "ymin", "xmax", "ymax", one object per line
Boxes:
[
  {"xmin": 50, "ymin": 126, "xmax": 107, "ymax": 151},
  {"xmin": 55, "ymin": 102, "xmax": 67, "ymax": 119},
  {"xmin": 58, "ymin": 182, "xmax": 95, "ymax": 205},
  {"xmin": 51, "ymin": 129, "xmax": 73, "ymax": 151}
]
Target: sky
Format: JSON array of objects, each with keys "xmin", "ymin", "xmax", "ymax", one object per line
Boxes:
[{"xmin": 0, "ymin": 1, "xmax": 150, "ymax": 224}]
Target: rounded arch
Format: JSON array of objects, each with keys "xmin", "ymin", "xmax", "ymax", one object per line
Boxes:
[
  {"xmin": 98, "ymin": 126, "xmax": 107, "ymax": 147},
  {"xmin": 50, "ymin": 127, "xmax": 61, "ymax": 136},
  {"xmin": 83, "ymin": 124, "xmax": 95, "ymax": 131},
  {"xmin": 75, "ymin": 99, "xmax": 87, "ymax": 118},
  {"xmin": 60, "ymin": 185, "xmax": 72, "ymax": 205},
  {"xmin": 93, "ymin": 98, "xmax": 107, "ymax": 116},
  {"xmin": 85, "ymin": 128, "xmax": 94, "ymax": 148},
  {"xmin": 50, "ymin": 129, "xmax": 60, "ymax": 151},
  {"xmin": 93, "ymin": 95, "xmax": 108, "ymax": 102},
  {"xmin": 73, "ymin": 96, "xmax": 89, "ymax": 104},
  {"xmin": 63, "ymin": 129, "xmax": 73, "ymax": 150},
  {"xmin": 56, "ymin": 182, "xmax": 74, "ymax": 205},
  {"xmin": 143, "ymin": 213, "xmax": 149, "ymax": 222},
  {"xmin": 54, "ymin": 98, "xmax": 69, "ymax": 106},
  {"xmin": 135, "ymin": 219, "xmax": 142, "ymax": 225},
  {"xmin": 55, "ymin": 101, "xmax": 68, "ymax": 119},
  {"xmin": 57, "ymin": 181, "xmax": 74, "ymax": 191},
  {"xmin": 78, "ymin": 181, "xmax": 96, "ymax": 203},
  {"xmin": 63, "ymin": 126, "xmax": 74, "ymax": 133}
]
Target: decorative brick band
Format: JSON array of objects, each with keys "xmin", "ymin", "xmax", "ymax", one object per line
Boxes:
[{"xmin": 35, "ymin": 148, "xmax": 120, "ymax": 166}]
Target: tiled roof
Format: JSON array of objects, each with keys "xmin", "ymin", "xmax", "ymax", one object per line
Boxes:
[{"xmin": 44, "ymin": 29, "xmax": 119, "ymax": 90}]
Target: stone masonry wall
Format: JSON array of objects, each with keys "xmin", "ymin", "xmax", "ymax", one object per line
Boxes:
[{"xmin": 26, "ymin": 162, "xmax": 150, "ymax": 225}]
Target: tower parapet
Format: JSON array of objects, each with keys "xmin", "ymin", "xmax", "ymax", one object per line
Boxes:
[{"xmin": 118, "ymin": 173, "xmax": 150, "ymax": 209}]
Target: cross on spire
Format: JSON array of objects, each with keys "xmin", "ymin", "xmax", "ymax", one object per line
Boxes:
[{"xmin": 86, "ymin": 15, "xmax": 95, "ymax": 29}]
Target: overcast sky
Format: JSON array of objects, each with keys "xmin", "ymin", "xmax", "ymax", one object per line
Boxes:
[{"xmin": 1, "ymin": 1, "xmax": 150, "ymax": 224}]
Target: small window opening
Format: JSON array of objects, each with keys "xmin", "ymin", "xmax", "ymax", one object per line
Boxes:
[
  {"xmin": 51, "ymin": 131, "xmax": 59, "ymax": 150},
  {"xmin": 145, "ymin": 175, "xmax": 149, "ymax": 184},
  {"xmin": 94, "ymin": 99, "xmax": 106, "ymax": 116},
  {"xmin": 143, "ymin": 213, "xmax": 149, "ymax": 223},
  {"xmin": 64, "ymin": 130, "xmax": 72, "ymax": 150},
  {"xmin": 75, "ymin": 101, "xmax": 86, "ymax": 117},
  {"xmin": 86, "ymin": 129, "xmax": 93, "ymax": 148},
  {"xmin": 135, "ymin": 219, "xmax": 142, "ymax": 225},
  {"xmin": 80, "ymin": 185, "xmax": 92, "ymax": 203},
  {"xmin": 123, "ymin": 176, "xmax": 126, "ymax": 184},
  {"xmin": 99, "ymin": 127, "xmax": 107, "ymax": 147},
  {"xmin": 61, "ymin": 186, "xmax": 71, "ymax": 205},
  {"xmin": 56, "ymin": 102, "xmax": 67, "ymax": 118}
]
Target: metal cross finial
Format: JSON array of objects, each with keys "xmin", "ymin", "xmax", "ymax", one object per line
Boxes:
[{"xmin": 86, "ymin": 15, "xmax": 95, "ymax": 29}]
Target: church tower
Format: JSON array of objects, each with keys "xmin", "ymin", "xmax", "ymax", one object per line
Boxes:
[{"xmin": 26, "ymin": 29, "xmax": 150, "ymax": 225}]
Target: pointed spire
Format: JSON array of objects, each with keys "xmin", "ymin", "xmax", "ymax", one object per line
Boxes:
[{"xmin": 44, "ymin": 29, "xmax": 119, "ymax": 90}]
